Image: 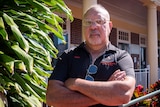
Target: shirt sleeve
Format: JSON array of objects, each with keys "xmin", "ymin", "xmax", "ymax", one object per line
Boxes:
[
  {"xmin": 48, "ymin": 52, "xmax": 70, "ymax": 82},
  {"xmin": 117, "ymin": 51, "xmax": 135, "ymax": 78}
]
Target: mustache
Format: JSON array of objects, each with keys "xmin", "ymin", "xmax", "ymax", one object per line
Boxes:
[{"xmin": 90, "ymin": 30, "xmax": 100, "ymax": 35}]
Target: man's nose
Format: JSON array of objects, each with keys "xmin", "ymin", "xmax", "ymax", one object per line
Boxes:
[{"xmin": 90, "ymin": 22, "xmax": 98, "ymax": 29}]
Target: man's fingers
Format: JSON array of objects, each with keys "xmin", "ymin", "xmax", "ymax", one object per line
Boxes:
[{"xmin": 108, "ymin": 70, "xmax": 126, "ymax": 81}]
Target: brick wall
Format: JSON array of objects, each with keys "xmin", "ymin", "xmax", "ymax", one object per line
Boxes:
[
  {"xmin": 110, "ymin": 28, "xmax": 117, "ymax": 46},
  {"xmin": 71, "ymin": 18, "xmax": 82, "ymax": 44}
]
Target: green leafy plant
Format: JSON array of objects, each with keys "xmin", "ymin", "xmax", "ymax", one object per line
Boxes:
[{"xmin": 0, "ymin": 0, "xmax": 73, "ymax": 106}]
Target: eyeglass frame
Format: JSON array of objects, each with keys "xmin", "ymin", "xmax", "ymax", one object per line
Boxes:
[
  {"xmin": 83, "ymin": 18, "xmax": 110, "ymax": 26},
  {"xmin": 85, "ymin": 64, "xmax": 98, "ymax": 81}
]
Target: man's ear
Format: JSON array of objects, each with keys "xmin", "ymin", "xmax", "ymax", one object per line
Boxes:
[{"xmin": 109, "ymin": 21, "xmax": 113, "ymax": 30}]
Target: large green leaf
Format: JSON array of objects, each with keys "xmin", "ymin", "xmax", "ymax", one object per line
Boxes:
[
  {"xmin": 26, "ymin": 0, "xmax": 51, "ymax": 13},
  {"xmin": 11, "ymin": 44, "xmax": 33, "ymax": 73},
  {"xmin": 0, "ymin": 17, "xmax": 8, "ymax": 40},
  {"xmin": 0, "ymin": 98, "xmax": 5, "ymax": 107},
  {"xmin": 0, "ymin": 52, "xmax": 15, "ymax": 74}
]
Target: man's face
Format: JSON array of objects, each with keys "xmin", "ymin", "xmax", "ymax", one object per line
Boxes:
[{"xmin": 83, "ymin": 10, "xmax": 112, "ymax": 47}]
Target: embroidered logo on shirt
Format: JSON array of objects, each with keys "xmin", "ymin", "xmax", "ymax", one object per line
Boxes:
[
  {"xmin": 74, "ymin": 56, "xmax": 80, "ymax": 58},
  {"xmin": 101, "ymin": 55, "xmax": 116, "ymax": 66}
]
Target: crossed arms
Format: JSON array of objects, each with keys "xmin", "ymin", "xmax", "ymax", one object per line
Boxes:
[{"xmin": 46, "ymin": 70, "xmax": 136, "ymax": 107}]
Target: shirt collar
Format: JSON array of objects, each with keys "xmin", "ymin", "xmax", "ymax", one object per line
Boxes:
[{"xmin": 78, "ymin": 42, "xmax": 117, "ymax": 53}]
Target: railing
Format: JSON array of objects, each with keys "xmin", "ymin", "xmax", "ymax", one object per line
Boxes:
[
  {"xmin": 120, "ymin": 67, "xmax": 160, "ymax": 107},
  {"xmin": 121, "ymin": 89, "xmax": 160, "ymax": 107},
  {"xmin": 135, "ymin": 67, "xmax": 150, "ymax": 90}
]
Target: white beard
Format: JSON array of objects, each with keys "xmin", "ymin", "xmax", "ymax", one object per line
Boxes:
[{"xmin": 88, "ymin": 37, "xmax": 102, "ymax": 45}]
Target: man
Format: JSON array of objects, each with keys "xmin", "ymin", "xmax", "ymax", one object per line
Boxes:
[{"xmin": 46, "ymin": 4, "xmax": 136, "ymax": 107}]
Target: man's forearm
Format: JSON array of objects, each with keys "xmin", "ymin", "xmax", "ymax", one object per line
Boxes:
[
  {"xmin": 67, "ymin": 79, "xmax": 122, "ymax": 106},
  {"xmin": 46, "ymin": 80, "xmax": 98, "ymax": 107},
  {"xmin": 48, "ymin": 91, "xmax": 98, "ymax": 107},
  {"xmin": 65, "ymin": 77, "xmax": 135, "ymax": 106}
]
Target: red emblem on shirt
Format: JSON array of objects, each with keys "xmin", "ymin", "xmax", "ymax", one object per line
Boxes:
[
  {"xmin": 101, "ymin": 55, "xmax": 116, "ymax": 66},
  {"xmin": 74, "ymin": 56, "xmax": 80, "ymax": 58}
]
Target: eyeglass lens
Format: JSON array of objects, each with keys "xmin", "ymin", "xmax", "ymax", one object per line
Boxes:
[
  {"xmin": 85, "ymin": 65, "xmax": 98, "ymax": 81},
  {"xmin": 83, "ymin": 19, "xmax": 106, "ymax": 26},
  {"xmin": 85, "ymin": 75, "xmax": 94, "ymax": 81},
  {"xmin": 88, "ymin": 65, "xmax": 97, "ymax": 74}
]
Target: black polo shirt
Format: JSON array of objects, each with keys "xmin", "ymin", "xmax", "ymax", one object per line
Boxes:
[{"xmin": 49, "ymin": 42, "xmax": 135, "ymax": 107}]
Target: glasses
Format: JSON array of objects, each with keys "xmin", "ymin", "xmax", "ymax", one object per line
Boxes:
[
  {"xmin": 85, "ymin": 65, "xmax": 98, "ymax": 81},
  {"xmin": 83, "ymin": 19, "xmax": 109, "ymax": 26}
]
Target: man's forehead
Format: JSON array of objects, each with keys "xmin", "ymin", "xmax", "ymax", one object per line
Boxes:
[
  {"xmin": 84, "ymin": 9, "xmax": 109, "ymax": 19},
  {"xmin": 85, "ymin": 13, "xmax": 106, "ymax": 19},
  {"xmin": 85, "ymin": 12, "xmax": 107, "ymax": 20}
]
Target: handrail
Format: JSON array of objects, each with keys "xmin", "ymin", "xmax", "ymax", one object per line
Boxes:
[{"xmin": 121, "ymin": 89, "xmax": 160, "ymax": 107}]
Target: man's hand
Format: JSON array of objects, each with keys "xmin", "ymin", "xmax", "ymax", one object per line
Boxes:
[
  {"xmin": 108, "ymin": 69, "xmax": 126, "ymax": 81},
  {"xmin": 65, "ymin": 69, "xmax": 127, "ymax": 90}
]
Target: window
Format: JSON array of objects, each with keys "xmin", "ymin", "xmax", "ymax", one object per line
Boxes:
[
  {"xmin": 140, "ymin": 35, "xmax": 147, "ymax": 47},
  {"xmin": 118, "ymin": 30, "xmax": 130, "ymax": 44},
  {"xmin": 117, "ymin": 29, "xmax": 130, "ymax": 52}
]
